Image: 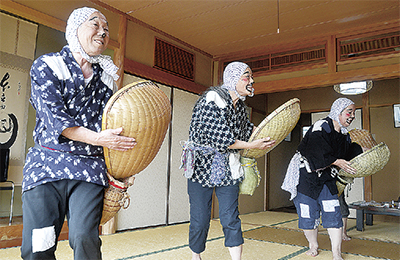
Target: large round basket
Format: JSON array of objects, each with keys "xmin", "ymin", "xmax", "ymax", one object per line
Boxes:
[
  {"xmin": 102, "ymin": 81, "xmax": 171, "ymax": 179},
  {"xmin": 100, "ymin": 174, "xmax": 134, "ymax": 225},
  {"xmin": 338, "ymin": 142, "xmax": 390, "ymax": 178},
  {"xmin": 349, "ymin": 129, "xmax": 377, "ymax": 149},
  {"xmin": 241, "ymin": 98, "xmax": 301, "ymax": 159}
]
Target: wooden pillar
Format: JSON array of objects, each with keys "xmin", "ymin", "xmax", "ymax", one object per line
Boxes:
[
  {"xmin": 102, "ymin": 15, "xmax": 127, "ymax": 235},
  {"xmin": 101, "ymin": 218, "xmax": 115, "ymax": 235},
  {"xmin": 327, "ymin": 35, "xmax": 337, "ymax": 74},
  {"xmin": 113, "ymin": 15, "xmax": 127, "ymax": 89},
  {"xmin": 362, "ymin": 92, "xmax": 372, "ymax": 201},
  {"xmin": 264, "ymin": 93, "xmax": 269, "ymax": 211}
]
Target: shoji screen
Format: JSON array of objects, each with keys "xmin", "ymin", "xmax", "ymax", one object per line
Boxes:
[
  {"xmin": 168, "ymin": 88, "xmax": 199, "ymax": 224},
  {"xmin": 117, "ymin": 74, "xmax": 171, "ymax": 230}
]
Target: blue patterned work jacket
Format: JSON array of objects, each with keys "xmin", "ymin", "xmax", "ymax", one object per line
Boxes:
[{"xmin": 22, "ymin": 46, "xmax": 115, "ymax": 192}]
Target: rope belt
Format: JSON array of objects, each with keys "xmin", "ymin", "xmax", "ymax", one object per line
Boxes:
[{"xmin": 180, "ymin": 140, "xmax": 228, "ymax": 185}]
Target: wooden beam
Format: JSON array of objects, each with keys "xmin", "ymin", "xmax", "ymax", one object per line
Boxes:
[
  {"xmin": 124, "ymin": 58, "xmax": 208, "ymax": 94},
  {"xmin": 254, "ymin": 63, "xmax": 400, "ymax": 94}
]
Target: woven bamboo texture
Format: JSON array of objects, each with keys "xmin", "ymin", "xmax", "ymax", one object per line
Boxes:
[
  {"xmin": 242, "ymin": 98, "xmax": 301, "ymax": 159},
  {"xmin": 336, "ymin": 175, "xmax": 353, "ymax": 196},
  {"xmin": 100, "ymin": 174, "xmax": 134, "ymax": 225},
  {"xmin": 338, "ymin": 142, "xmax": 390, "ymax": 178},
  {"xmin": 102, "ymin": 81, "xmax": 171, "ymax": 179},
  {"xmin": 349, "ymin": 129, "xmax": 377, "ymax": 149},
  {"xmin": 239, "ymin": 157, "xmax": 260, "ymax": 196}
]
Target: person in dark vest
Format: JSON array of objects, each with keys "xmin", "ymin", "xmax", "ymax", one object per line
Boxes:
[{"xmin": 282, "ymin": 98, "xmax": 363, "ymax": 260}]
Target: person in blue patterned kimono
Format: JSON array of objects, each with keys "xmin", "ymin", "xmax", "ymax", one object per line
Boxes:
[
  {"xmin": 21, "ymin": 7, "xmax": 136, "ymax": 260},
  {"xmin": 282, "ymin": 98, "xmax": 363, "ymax": 260},
  {"xmin": 181, "ymin": 62, "xmax": 276, "ymax": 260}
]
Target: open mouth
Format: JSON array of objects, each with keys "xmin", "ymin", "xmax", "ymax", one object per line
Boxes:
[
  {"xmin": 346, "ymin": 118, "xmax": 354, "ymax": 124},
  {"xmin": 94, "ymin": 39, "xmax": 104, "ymax": 45},
  {"xmin": 246, "ymin": 84, "xmax": 254, "ymax": 97}
]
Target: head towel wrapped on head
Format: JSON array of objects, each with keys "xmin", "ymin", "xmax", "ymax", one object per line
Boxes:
[
  {"xmin": 65, "ymin": 7, "xmax": 119, "ymax": 81},
  {"xmin": 328, "ymin": 98, "xmax": 355, "ymax": 134},
  {"xmin": 221, "ymin": 61, "xmax": 250, "ymax": 101}
]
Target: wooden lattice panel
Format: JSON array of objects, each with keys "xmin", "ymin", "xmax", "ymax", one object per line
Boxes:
[{"xmin": 154, "ymin": 38, "xmax": 195, "ymax": 81}]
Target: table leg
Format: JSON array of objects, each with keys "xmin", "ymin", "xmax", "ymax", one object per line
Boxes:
[
  {"xmin": 366, "ymin": 213, "xmax": 373, "ymax": 226},
  {"xmin": 356, "ymin": 209, "xmax": 364, "ymax": 231}
]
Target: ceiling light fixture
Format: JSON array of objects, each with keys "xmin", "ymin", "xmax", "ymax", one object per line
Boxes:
[
  {"xmin": 334, "ymin": 80, "xmax": 373, "ymax": 95},
  {"xmin": 277, "ymin": 0, "xmax": 280, "ymax": 34}
]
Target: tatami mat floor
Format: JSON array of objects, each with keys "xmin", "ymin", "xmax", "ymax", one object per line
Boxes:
[{"xmin": 1, "ymin": 211, "xmax": 399, "ymax": 259}]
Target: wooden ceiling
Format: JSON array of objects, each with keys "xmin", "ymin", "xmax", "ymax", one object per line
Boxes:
[
  {"xmin": 5, "ymin": 0, "xmax": 400, "ymax": 59},
  {"xmin": 2, "ymin": 0, "xmax": 399, "ymax": 94},
  {"xmin": 100, "ymin": 0, "xmax": 400, "ymax": 58}
]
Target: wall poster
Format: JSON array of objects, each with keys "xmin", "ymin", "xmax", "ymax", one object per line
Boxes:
[{"xmin": 0, "ymin": 12, "xmax": 38, "ymax": 169}]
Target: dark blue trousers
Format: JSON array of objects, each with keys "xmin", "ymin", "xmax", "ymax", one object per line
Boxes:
[
  {"xmin": 21, "ymin": 180, "xmax": 104, "ymax": 260},
  {"xmin": 188, "ymin": 180, "xmax": 244, "ymax": 254}
]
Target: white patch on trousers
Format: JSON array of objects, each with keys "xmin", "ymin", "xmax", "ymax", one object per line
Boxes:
[
  {"xmin": 300, "ymin": 203, "xmax": 310, "ymax": 218},
  {"xmin": 32, "ymin": 225, "xmax": 56, "ymax": 253},
  {"xmin": 322, "ymin": 199, "xmax": 340, "ymax": 212}
]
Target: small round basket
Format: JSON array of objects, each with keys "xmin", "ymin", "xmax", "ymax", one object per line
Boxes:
[
  {"xmin": 338, "ymin": 142, "xmax": 390, "ymax": 178},
  {"xmin": 102, "ymin": 81, "xmax": 171, "ymax": 179},
  {"xmin": 239, "ymin": 157, "xmax": 260, "ymax": 196},
  {"xmin": 100, "ymin": 174, "xmax": 134, "ymax": 225},
  {"xmin": 349, "ymin": 129, "xmax": 377, "ymax": 149},
  {"xmin": 241, "ymin": 98, "xmax": 301, "ymax": 159},
  {"xmin": 336, "ymin": 175, "xmax": 354, "ymax": 196}
]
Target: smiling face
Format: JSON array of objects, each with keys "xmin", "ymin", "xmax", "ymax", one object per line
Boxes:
[
  {"xmin": 77, "ymin": 12, "xmax": 109, "ymax": 56},
  {"xmin": 339, "ymin": 104, "xmax": 356, "ymax": 127},
  {"xmin": 235, "ymin": 67, "xmax": 255, "ymax": 97}
]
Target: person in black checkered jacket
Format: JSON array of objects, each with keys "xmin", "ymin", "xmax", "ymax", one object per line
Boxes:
[{"xmin": 181, "ymin": 62, "xmax": 275, "ymax": 260}]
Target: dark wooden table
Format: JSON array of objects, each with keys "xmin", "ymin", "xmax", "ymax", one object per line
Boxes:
[{"xmin": 349, "ymin": 202, "xmax": 400, "ymax": 231}]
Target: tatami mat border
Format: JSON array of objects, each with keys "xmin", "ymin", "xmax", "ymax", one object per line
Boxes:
[{"xmin": 115, "ymin": 236, "xmax": 225, "ymax": 260}]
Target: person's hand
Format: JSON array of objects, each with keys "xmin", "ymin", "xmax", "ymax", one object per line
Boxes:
[
  {"xmin": 332, "ymin": 159, "xmax": 356, "ymax": 174},
  {"xmin": 97, "ymin": 127, "xmax": 137, "ymax": 151},
  {"xmin": 250, "ymin": 137, "xmax": 276, "ymax": 150}
]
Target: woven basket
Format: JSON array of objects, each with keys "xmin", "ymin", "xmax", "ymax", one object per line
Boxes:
[
  {"xmin": 338, "ymin": 142, "xmax": 390, "ymax": 178},
  {"xmin": 100, "ymin": 174, "xmax": 135, "ymax": 225},
  {"xmin": 102, "ymin": 81, "xmax": 171, "ymax": 179},
  {"xmin": 336, "ymin": 175, "xmax": 354, "ymax": 196},
  {"xmin": 349, "ymin": 129, "xmax": 377, "ymax": 149},
  {"xmin": 239, "ymin": 157, "xmax": 260, "ymax": 196},
  {"xmin": 241, "ymin": 98, "xmax": 301, "ymax": 159}
]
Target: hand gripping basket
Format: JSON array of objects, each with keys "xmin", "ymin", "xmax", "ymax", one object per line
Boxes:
[
  {"xmin": 241, "ymin": 98, "xmax": 301, "ymax": 159},
  {"xmin": 102, "ymin": 80, "xmax": 171, "ymax": 179},
  {"xmin": 338, "ymin": 142, "xmax": 390, "ymax": 178},
  {"xmin": 349, "ymin": 129, "xmax": 378, "ymax": 149}
]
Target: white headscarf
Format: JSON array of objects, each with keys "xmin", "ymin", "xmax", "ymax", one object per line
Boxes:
[
  {"xmin": 328, "ymin": 98, "xmax": 355, "ymax": 134},
  {"xmin": 66, "ymin": 7, "xmax": 119, "ymax": 81},
  {"xmin": 221, "ymin": 62, "xmax": 249, "ymax": 101}
]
